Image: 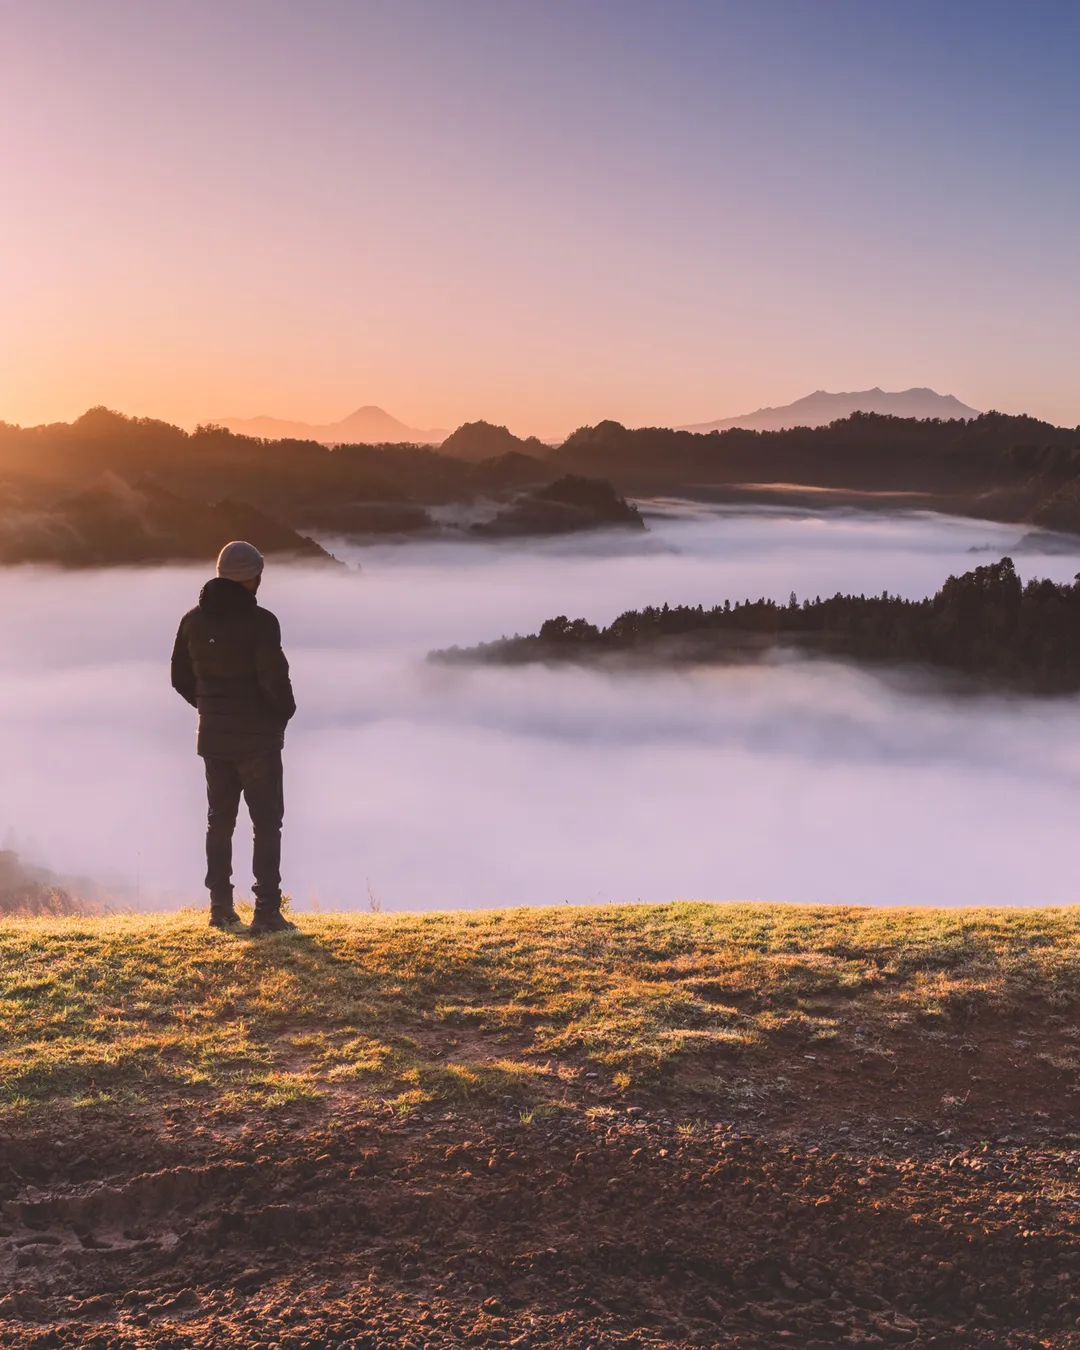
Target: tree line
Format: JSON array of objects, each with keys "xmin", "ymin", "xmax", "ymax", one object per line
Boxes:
[{"xmin": 436, "ymin": 558, "xmax": 1080, "ymax": 694}]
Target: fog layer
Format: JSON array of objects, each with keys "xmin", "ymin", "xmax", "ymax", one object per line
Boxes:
[{"xmin": 2, "ymin": 505, "xmax": 1079, "ymax": 911}]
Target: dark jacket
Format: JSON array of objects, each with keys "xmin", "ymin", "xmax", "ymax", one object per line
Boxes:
[{"xmin": 171, "ymin": 578, "xmax": 296, "ymax": 758}]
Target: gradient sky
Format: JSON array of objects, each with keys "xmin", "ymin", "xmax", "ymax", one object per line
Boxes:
[{"xmin": 2, "ymin": 0, "xmax": 1078, "ymax": 436}]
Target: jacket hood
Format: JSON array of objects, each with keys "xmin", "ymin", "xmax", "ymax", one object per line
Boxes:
[{"xmin": 198, "ymin": 576, "xmax": 258, "ymax": 617}]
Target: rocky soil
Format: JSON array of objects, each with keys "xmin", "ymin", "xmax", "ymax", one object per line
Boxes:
[{"xmin": 3, "ymin": 1071, "xmax": 1079, "ymax": 1350}]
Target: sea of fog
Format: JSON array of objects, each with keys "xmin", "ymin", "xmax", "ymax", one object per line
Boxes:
[{"xmin": 3, "ymin": 502, "xmax": 1080, "ymax": 912}]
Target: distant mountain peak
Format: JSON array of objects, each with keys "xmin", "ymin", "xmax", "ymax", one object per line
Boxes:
[
  {"xmin": 214, "ymin": 405, "xmax": 449, "ymax": 445},
  {"xmin": 679, "ymin": 387, "xmax": 980, "ymax": 434},
  {"xmin": 343, "ymin": 404, "xmax": 393, "ymax": 419}
]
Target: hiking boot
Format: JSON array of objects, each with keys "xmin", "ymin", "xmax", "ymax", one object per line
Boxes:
[
  {"xmin": 249, "ymin": 903, "xmax": 297, "ymax": 936},
  {"xmin": 209, "ymin": 903, "xmax": 245, "ymax": 930}
]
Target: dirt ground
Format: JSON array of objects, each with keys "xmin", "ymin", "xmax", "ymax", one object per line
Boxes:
[{"xmin": 3, "ymin": 1020, "xmax": 1080, "ymax": 1350}]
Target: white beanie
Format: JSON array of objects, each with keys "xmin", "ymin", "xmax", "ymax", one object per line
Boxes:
[{"xmin": 216, "ymin": 540, "xmax": 265, "ymax": 582}]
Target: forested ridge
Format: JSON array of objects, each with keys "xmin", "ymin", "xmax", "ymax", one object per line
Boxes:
[
  {"xmin": 4, "ymin": 405, "xmax": 1080, "ymax": 512},
  {"xmin": 435, "ymin": 557, "xmax": 1080, "ymax": 693},
  {"xmin": 3, "ymin": 406, "xmax": 1080, "ymax": 563},
  {"xmin": 552, "ymin": 410, "xmax": 1080, "ymax": 494}
]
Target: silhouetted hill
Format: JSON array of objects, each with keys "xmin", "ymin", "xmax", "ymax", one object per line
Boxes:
[
  {"xmin": 469, "ymin": 451, "xmax": 550, "ymax": 493},
  {"xmin": 549, "ymin": 411, "xmax": 1080, "ymax": 503},
  {"xmin": 680, "ymin": 387, "xmax": 980, "ymax": 433},
  {"xmin": 434, "ymin": 557, "xmax": 1080, "ymax": 694},
  {"xmin": 439, "ymin": 420, "xmax": 548, "ymax": 463},
  {"xmin": 471, "ymin": 475, "xmax": 644, "ymax": 537},
  {"xmin": 216, "ymin": 405, "xmax": 448, "ymax": 445},
  {"xmin": 0, "ymin": 477, "xmax": 336, "ymax": 567}
]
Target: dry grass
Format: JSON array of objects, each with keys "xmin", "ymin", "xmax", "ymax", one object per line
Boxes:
[{"xmin": 2, "ymin": 902, "xmax": 1079, "ymax": 1114}]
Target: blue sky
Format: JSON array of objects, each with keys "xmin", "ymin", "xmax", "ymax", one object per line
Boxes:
[{"xmin": 1, "ymin": 0, "xmax": 1077, "ymax": 432}]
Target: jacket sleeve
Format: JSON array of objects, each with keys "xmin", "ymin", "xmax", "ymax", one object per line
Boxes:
[
  {"xmin": 170, "ymin": 621, "xmax": 198, "ymax": 708},
  {"xmin": 254, "ymin": 612, "xmax": 297, "ymax": 723}
]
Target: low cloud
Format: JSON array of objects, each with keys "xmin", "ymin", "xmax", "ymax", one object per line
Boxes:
[{"xmin": 2, "ymin": 505, "xmax": 1079, "ymax": 911}]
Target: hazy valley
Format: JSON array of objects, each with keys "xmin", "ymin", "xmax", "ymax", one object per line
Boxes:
[{"xmin": 3, "ymin": 501, "xmax": 1080, "ymax": 914}]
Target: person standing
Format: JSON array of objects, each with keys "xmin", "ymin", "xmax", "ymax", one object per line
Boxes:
[{"xmin": 171, "ymin": 541, "xmax": 297, "ymax": 933}]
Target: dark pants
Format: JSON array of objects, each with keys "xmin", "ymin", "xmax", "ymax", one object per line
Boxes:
[{"xmin": 204, "ymin": 751, "xmax": 284, "ymax": 905}]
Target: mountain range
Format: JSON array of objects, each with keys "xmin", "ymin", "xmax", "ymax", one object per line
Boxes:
[
  {"xmin": 215, "ymin": 405, "xmax": 448, "ymax": 445},
  {"xmin": 215, "ymin": 388, "xmax": 980, "ymax": 447},
  {"xmin": 5, "ymin": 402, "xmax": 1080, "ymax": 563},
  {"xmin": 679, "ymin": 387, "xmax": 980, "ymax": 434}
]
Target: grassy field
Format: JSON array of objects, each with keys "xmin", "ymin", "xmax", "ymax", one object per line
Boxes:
[
  {"xmin": 5, "ymin": 902, "xmax": 1080, "ymax": 1349},
  {"xmin": 3, "ymin": 900, "xmax": 1079, "ymax": 1118}
]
